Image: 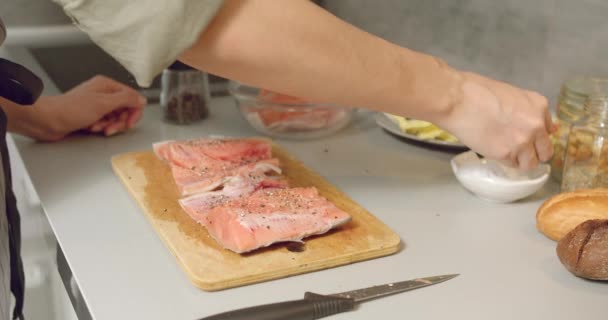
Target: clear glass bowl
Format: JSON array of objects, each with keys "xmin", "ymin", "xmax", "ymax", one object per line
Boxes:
[{"xmin": 228, "ymin": 81, "xmax": 353, "ymax": 139}]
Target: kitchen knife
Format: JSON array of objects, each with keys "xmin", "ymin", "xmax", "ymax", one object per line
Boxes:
[{"xmin": 199, "ymin": 274, "xmax": 458, "ymax": 320}]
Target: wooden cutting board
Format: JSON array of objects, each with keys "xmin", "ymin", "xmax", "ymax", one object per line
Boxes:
[{"xmin": 111, "ymin": 142, "xmax": 401, "ymax": 291}]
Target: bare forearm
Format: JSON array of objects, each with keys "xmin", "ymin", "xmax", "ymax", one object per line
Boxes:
[
  {"xmin": 180, "ymin": 0, "xmax": 462, "ymax": 123},
  {"xmin": 0, "ymin": 96, "xmax": 61, "ymax": 141},
  {"xmin": 0, "ymin": 97, "xmax": 38, "ymax": 136}
]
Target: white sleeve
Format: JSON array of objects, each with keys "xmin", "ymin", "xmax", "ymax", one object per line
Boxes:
[{"xmin": 54, "ymin": 0, "xmax": 224, "ymax": 87}]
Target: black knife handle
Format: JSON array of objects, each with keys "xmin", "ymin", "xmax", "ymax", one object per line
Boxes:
[{"xmin": 198, "ymin": 292, "xmax": 355, "ymax": 320}]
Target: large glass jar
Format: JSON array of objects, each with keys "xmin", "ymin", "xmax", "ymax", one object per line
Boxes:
[
  {"xmin": 561, "ymin": 95, "xmax": 608, "ymax": 192},
  {"xmin": 551, "ymin": 77, "xmax": 608, "ymax": 182}
]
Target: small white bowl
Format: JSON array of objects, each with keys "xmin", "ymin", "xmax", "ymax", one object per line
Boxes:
[{"xmin": 450, "ymin": 151, "xmax": 551, "ymax": 203}]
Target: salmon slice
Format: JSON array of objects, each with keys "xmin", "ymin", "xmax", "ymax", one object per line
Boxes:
[
  {"xmin": 258, "ymin": 89, "xmax": 310, "ymax": 104},
  {"xmin": 171, "ymin": 158, "xmax": 282, "ymax": 196},
  {"xmin": 153, "ymin": 137, "xmax": 351, "ymax": 254},
  {"xmin": 154, "ymin": 138, "xmax": 271, "ymax": 167},
  {"xmin": 258, "ymin": 109, "xmax": 335, "ymax": 129},
  {"xmin": 200, "ymin": 187, "xmax": 351, "ymax": 253},
  {"xmin": 179, "ymin": 169, "xmax": 289, "ymax": 222},
  {"xmin": 152, "ymin": 140, "xmax": 174, "ymax": 162},
  {"xmin": 153, "ymin": 138, "xmax": 275, "ymax": 196},
  {"xmin": 250, "ymin": 90, "xmax": 346, "ymax": 130}
]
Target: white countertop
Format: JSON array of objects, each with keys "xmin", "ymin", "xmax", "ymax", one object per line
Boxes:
[{"xmin": 3, "ymin": 47, "xmax": 607, "ymax": 320}]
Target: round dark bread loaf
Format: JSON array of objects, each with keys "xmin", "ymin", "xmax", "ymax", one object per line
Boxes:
[{"xmin": 556, "ymin": 219, "xmax": 608, "ymax": 280}]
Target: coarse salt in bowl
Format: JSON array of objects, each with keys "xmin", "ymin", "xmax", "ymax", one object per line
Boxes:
[
  {"xmin": 451, "ymin": 151, "xmax": 551, "ymax": 203},
  {"xmin": 228, "ymin": 81, "xmax": 353, "ymax": 140}
]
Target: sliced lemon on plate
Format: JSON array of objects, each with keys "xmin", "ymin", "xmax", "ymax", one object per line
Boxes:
[{"xmin": 387, "ymin": 114, "xmax": 459, "ymax": 143}]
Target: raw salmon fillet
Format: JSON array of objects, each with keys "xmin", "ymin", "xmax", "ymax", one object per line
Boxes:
[
  {"xmin": 153, "ymin": 140, "xmax": 174, "ymax": 162},
  {"xmin": 199, "ymin": 187, "xmax": 351, "ymax": 253},
  {"xmin": 246, "ymin": 90, "xmax": 347, "ymax": 131},
  {"xmin": 179, "ymin": 167, "xmax": 289, "ymax": 222},
  {"xmin": 170, "ymin": 158, "xmax": 282, "ymax": 196},
  {"xmin": 258, "ymin": 89, "xmax": 310, "ymax": 104},
  {"xmin": 250, "ymin": 108, "xmax": 345, "ymax": 130},
  {"xmin": 152, "ymin": 137, "xmax": 352, "ymax": 254},
  {"xmin": 154, "ymin": 138, "xmax": 271, "ymax": 165},
  {"xmin": 153, "ymin": 138, "xmax": 276, "ymax": 196}
]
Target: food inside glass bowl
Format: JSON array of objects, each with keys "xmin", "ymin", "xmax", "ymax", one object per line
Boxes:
[
  {"xmin": 249, "ymin": 89, "xmax": 348, "ymax": 131},
  {"xmin": 229, "ymin": 81, "xmax": 353, "ymax": 139},
  {"xmin": 387, "ymin": 114, "xmax": 459, "ymax": 142}
]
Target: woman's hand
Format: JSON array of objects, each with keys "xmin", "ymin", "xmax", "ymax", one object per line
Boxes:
[
  {"xmin": 439, "ymin": 72, "xmax": 555, "ymax": 170},
  {"xmin": 29, "ymin": 75, "xmax": 147, "ymax": 141}
]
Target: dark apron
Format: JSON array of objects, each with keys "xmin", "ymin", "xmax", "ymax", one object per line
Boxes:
[
  {"xmin": 0, "ymin": 130, "xmax": 10, "ymax": 320},
  {"xmin": 0, "ymin": 55, "xmax": 43, "ymax": 320},
  {"xmin": 0, "ymin": 109, "xmax": 24, "ymax": 320}
]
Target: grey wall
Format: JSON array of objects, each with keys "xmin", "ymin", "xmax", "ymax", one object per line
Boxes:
[
  {"xmin": 324, "ymin": 0, "xmax": 608, "ymax": 108},
  {"xmin": 2, "ymin": 0, "xmax": 607, "ymax": 105},
  {"xmin": 0, "ymin": 0, "xmax": 69, "ymax": 26}
]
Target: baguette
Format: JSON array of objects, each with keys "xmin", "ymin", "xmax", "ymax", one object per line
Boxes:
[{"xmin": 536, "ymin": 188, "xmax": 608, "ymax": 241}]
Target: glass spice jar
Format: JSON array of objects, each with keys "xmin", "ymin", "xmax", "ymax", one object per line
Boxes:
[
  {"xmin": 560, "ymin": 95, "xmax": 608, "ymax": 192},
  {"xmin": 551, "ymin": 77, "xmax": 608, "ymax": 182},
  {"xmin": 160, "ymin": 61, "xmax": 210, "ymax": 124}
]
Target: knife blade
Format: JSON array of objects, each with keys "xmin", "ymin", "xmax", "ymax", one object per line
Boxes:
[{"xmin": 198, "ymin": 274, "xmax": 458, "ymax": 320}]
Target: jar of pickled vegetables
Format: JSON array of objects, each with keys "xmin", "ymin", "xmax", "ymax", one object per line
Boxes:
[
  {"xmin": 551, "ymin": 77, "xmax": 608, "ymax": 182},
  {"xmin": 561, "ymin": 95, "xmax": 608, "ymax": 192}
]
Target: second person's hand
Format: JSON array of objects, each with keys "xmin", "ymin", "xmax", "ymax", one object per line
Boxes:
[{"xmin": 32, "ymin": 75, "xmax": 147, "ymax": 141}]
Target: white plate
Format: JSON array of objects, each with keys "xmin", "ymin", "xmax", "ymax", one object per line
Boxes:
[{"xmin": 375, "ymin": 113, "xmax": 468, "ymax": 150}]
